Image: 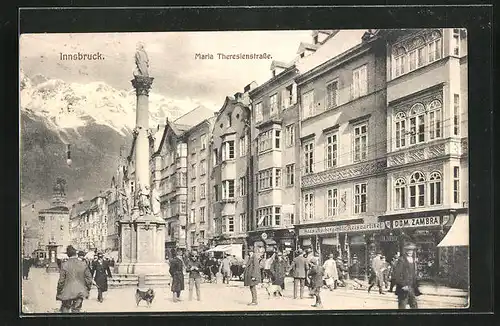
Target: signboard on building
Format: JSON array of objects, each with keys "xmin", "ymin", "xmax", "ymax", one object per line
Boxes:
[
  {"xmin": 391, "ymin": 216, "xmax": 440, "ymax": 229},
  {"xmin": 298, "ymin": 222, "xmax": 386, "ymax": 236}
]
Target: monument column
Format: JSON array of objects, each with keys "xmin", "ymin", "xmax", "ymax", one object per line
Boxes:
[{"xmin": 117, "ymin": 43, "xmax": 168, "ymax": 276}]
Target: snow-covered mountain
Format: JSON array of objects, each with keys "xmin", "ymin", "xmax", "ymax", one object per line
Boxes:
[{"xmin": 20, "ymin": 70, "xmax": 197, "ymax": 205}]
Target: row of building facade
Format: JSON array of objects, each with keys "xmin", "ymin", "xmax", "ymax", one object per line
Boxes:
[{"xmin": 24, "ymin": 29, "xmax": 468, "ymax": 285}]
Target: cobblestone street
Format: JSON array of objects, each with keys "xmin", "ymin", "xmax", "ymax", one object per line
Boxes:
[{"xmin": 22, "ymin": 268, "xmax": 468, "ymax": 313}]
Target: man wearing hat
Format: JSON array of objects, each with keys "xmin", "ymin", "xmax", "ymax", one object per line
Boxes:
[
  {"xmin": 393, "ymin": 242, "xmax": 421, "ymax": 309},
  {"xmin": 308, "ymin": 256, "xmax": 325, "ymax": 308},
  {"xmin": 56, "ymin": 245, "xmax": 93, "ymax": 313},
  {"xmin": 290, "ymin": 248, "xmax": 308, "ymax": 299},
  {"xmin": 169, "ymin": 249, "xmax": 185, "ymax": 302},
  {"xmin": 368, "ymin": 251, "xmax": 385, "ymax": 294},
  {"xmin": 243, "ymin": 246, "xmax": 262, "ymax": 305},
  {"xmin": 90, "ymin": 252, "xmax": 113, "ymax": 303}
]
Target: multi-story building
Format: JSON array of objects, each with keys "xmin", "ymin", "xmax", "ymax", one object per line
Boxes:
[
  {"xmin": 37, "ymin": 179, "xmax": 71, "ymax": 257},
  {"xmin": 151, "ymin": 106, "xmax": 215, "ymax": 257},
  {"xmin": 69, "ymin": 199, "xmax": 91, "ymax": 250},
  {"xmin": 295, "ymin": 29, "xmax": 388, "ymax": 279},
  {"xmin": 247, "ymin": 30, "xmax": 339, "ymax": 257},
  {"xmin": 380, "ymin": 28, "xmax": 468, "ymax": 284},
  {"xmin": 184, "ymin": 116, "xmax": 214, "ymax": 251},
  {"xmin": 209, "ymin": 87, "xmax": 254, "ymax": 257}
]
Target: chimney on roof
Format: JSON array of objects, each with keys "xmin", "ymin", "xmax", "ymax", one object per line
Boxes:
[{"xmin": 312, "ymin": 30, "xmax": 334, "ymax": 45}]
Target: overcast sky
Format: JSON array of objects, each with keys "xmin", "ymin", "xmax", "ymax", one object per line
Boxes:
[{"xmin": 20, "ymin": 31, "xmax": 313, "ymax": 110}]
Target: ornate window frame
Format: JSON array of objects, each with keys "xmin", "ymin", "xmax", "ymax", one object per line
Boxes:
[
  {"xmin": 409, "ymin": 171, "xmax": 426, "ymax": 208},
  {"xmin": 428, "ymin": 171, "xmax": 442, "ymax": 206},
  {"xmin": 428, "ymin": 99, "xmax": 443, "ymax": 140}
]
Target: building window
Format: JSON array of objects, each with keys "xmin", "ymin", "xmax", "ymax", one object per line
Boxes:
[
  {"xmin": 256, "ymin": 206, "xmax": 281, "ymax": 228},
  {"xmin": 213, "ymin": 149, "xmax": 219, "ymax": 166},
  {"xmin": 453, "ymin": 166, "xmax": 460, "ymax": 204},
  {"xmin": 191, "ymin": 186, "xmax": 196, "ymax": 202},
  {"xmin": 239, "ymin": 135, "xmax": 248, "ymax": 157},
  {"xmin": 285, "ymin": 124, "xmax": 295, "ymax": 147},
  {"xmin": 409, "ymin": 171, "xmax": 426, "ymax": 208},
  {"xmin": 395, "ymin": 178, "xmax": 406, "ymax": 209},
  {"xmin": 428, "ymin": 38, "xmax": 442, "ymax": 63},
  {"xmin": 428, "ymin": 100, "xmax": 442, "ymax": 140},
  {"xmin": 190, "ymin": 231, "xmax": 196, "ymax": 245},
  {"xmin": 409, "ymin": 103, "xmax": 426, "ymax": 145},
  {"xmin": 258, "ymin": 169, "xmax": 273, "ymax": 191},
  {"xmin": 255, "ymin": 102, "xmax": 263, "ymax": 123},
  {"xmin": 429, "ymin": 171, "xmax": 442, "ymax": 206},
  {"xmin": 275, "ymin": 169, "xmax": 282, "ymax": 187},
  {"xmin": 191, "ymin": 163, "xmax": 196, "ymax": 179},
  {"xmin": 353, "ymin": 124, "xmax": 368, "ymax": 162},
  {"xmin": 200, "ymin": 207, "xmax": 205, "ymax": 222},
  {"xmin": 302, "ymin": 90, "xmax": 315, "ymax": 119},
  {"xmin": 199, "ymin": 230, "xmax": 205, "ymax": 239},
  {"xmin": 275, "ymin": 130, "xmax": 281, "ymax": 149},
  {"xmin": 270, "ymin": 93, "xmax": 278, "ymax": 116},
  {"xmin": 200, "ymin": 159, "xmax": 206, "ymax": 175},
  {"xmin": 304, "ymin": 141, "xmax": 314, "ymax": 174},
  {"xmin": 454, "ymin": 94, "xmax": 460, "ymax": 135},
  {"xmin": 326, "ymin": 188, "xmax": 338, "ymax": 217},
  {"xmin": 240, "ymin": 213, "xmax": 246, "ymax": 233},
  {"xmin": 303, "ymin": 192, "xmax": 314, "ymax": 220},
  {"xmin": 214, "ymin": 185, "xmax": 219, "ymax": 201},
  {"xmin": 221, "ymin": 217, "xmax": 226, "ymax": 234},
  {"xmin": 227, "ymin": 216, "xmax": 235, "ymax": 233},
  {"xmin": 326, "ymin": 133, "xmax": 338, "ymax": 168},
  {"xmin": 286, "ymin": 164, "xmax": 295, "ymax": 186},
  {"xmin": 326, "ymin": 80, "xmax": 339, "ymax": 109},
  {"xmin": 222, "ymin": 180, "xmax": 235, "ymax": 199},
  {"xmin": 239, "ymin": 176, "xmax": 247, "ymax": 196},
  {"xmin": 352, "ymin": 64, "xmax": 368, "ymax": 99},
  {"xmin": 395, "ymin": 111, "xmax": 406, "ymax": 149},
  {"xmin": 189, "ymin": 209, "xmax": 196, "ymax": 224},
  {"xmin": 274, "ymin": 207, "xmax": 281, "ymax": 226},
  {"xmin": 222, "ymin": 140, "xmax": 235, "ymax": 160},
  {"xmin": 354, "ymin": 183, "xmax": 367, "ymax": 214},
  {"xmin": 258, "ymin": 130, "xmax": 273, "ymax": 153},
  {"xmin": 283, "ymin": 84, "xmax": 294, "ymax": 109},
  {"xmin": 200, "ymin": 134, "xmax": 207, "ymax": 150},
  {"xmin": 179, "ymin": 200, "xmax": 187, "ymax": 214},
  {"xmin": 453, "ymin": 29, "xmax": 460, "ymax": 56}
]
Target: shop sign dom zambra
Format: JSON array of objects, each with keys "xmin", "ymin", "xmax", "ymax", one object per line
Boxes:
[{"xmin": 391, "ymin": 216, "xmax": 440, "ymax": 229}]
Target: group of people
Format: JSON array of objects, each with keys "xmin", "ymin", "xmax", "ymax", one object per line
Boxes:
[{"xmin": 53, "ymin": 245, "xmax": 113, "ymax": 312}]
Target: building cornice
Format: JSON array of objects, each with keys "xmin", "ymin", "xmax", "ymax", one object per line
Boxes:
[{"xmin": 249, "ymin": 67, "xmax": 298, "ymax": 99}]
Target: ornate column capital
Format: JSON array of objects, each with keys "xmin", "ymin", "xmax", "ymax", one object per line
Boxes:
[{"xmin": 131, "ymin": 76, "xmax": 154, "ymax": 96}]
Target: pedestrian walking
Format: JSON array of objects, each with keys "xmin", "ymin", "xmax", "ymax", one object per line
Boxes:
[
  {"xmin": 393, "ymin": 242, "xmax": 421, "ymax": 309},
  {"xmin": 389, "ymin": 252, "xmax": 400, "ymax": 292},
  {"xmin": 186, "ymin": 250, "xmax": 202, "ymax": 301},
  {"xmin": 243, "ymin": 246, "xmax": 262, "ymax": 306},
  {"xmin": 368, "ymin": 252, "xmax": 385, "ymax": 294},
  {"xmin": 291, "ymin": 249, "xmax": 308, "ymax": 299},
  {"xmin": 22, "ymin": 255, "xmax": 33, "ymax": 280},
  {"xmin": 169, "ymin": 249, "xmax": 185, "ymax": 302},
  {"xmin": 308, "ymin": 257, "xmax": 325, "ymax": 308},
  {"xmin": 219, "ymin": 254, "xmax": 232, "ymax": 284},
  {"xmin": 91, "ymin": 252, "xmax": 113, "ymax": 303},
  {"xmin": 263, "ymin": 252, "xmax": 275, "ymax": 282},
  {"xmin": 322, "ymin": 253, "xmax": 338, "ymax": 290},
  {"xmin": 270, "ymin": 252, "xmax": 287, "ymax": 290},
  {"xmin": 335, "ymin": 257, "xmax": 347, "ymax": 287},
  {"xmin": 56, "ymin": 245, "xmax": 93, "ymax": 313}
]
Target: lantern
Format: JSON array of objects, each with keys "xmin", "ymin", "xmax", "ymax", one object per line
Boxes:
[{"xmin": 66, "ymin": 144, "xmax": 72, "ymax": 166}]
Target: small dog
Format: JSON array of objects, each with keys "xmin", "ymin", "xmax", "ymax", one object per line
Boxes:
[
  {"xmin": 135, "ymin": 288, "xmax": 155, "ymax": 307},
  {"xmin": 263, "ymin": 282, "xmax": 283, "ymax": 298}
]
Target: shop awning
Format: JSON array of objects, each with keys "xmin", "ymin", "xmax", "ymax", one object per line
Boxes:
[
  {"xmin": 437, "ymin": 215, "xmax": 469, "ymax": 247},
  {"xmin": 206, "ymin": 245, "xmax": 232, "ymax": 253}
]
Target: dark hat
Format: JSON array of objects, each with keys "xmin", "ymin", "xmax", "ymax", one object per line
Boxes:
[
  {"xmin": 97, "ymin": 252, "xmax": 104, "ymax": 257},
  {"xmin": 66, "ymin": 245, "xmax": 77, "ymax": 257},
  {"xmin": 77, "ymin": 251, "xmax": 85, "ymax": 257},
  {"xmin": 352, "ymin": 254, "xmax": 358, "ymax": 259},
  {"xmin": 328, "ymin": 253, "xmax": 334, "ymax": 258},
  {"xmin": 404, "ymin": 242, "xmax": 417, "ymax": 250}
]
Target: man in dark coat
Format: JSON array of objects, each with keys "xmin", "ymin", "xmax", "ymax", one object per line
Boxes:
[
  {"xmin": 169, "ymin": 249, "xmax": 185, "ymax": 302},
  {"xmin": 22, "ymin": 255, "xmax": 33, "ymax": 280},
  {"xmin": 56, "ymin": 245, "xmax": 93, "ymax": 313},
  {"xmin": 243, "ymin": 246, "xmax": 262, "ymax": 305},
  {"xmin": 393, "ymin": 242, "xmax": 421, "ymax": 309},
  {"xmin": 291, "ymin": 248, "xmax": 308, "ymax": 299},
  {"xmin": 91, "ymin": 252, "xmax": 112, "ymax": 303},
  {"xmin": 186, "ymin": 250, "xmax": 202, "ymax": 301},
  {"xmin": 270, "ymin": 252, "xmax": 288, "ymax": 290}
]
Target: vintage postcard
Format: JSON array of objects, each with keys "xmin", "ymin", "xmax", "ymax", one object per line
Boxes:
[{"xmin": 20, "ymin": 29, "xmax": 470, "ymax": 314}]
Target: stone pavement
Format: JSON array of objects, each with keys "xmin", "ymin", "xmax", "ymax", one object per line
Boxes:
[{"xmin": 21, "ymin": 268, "xmax": 468, "ymax": 314}]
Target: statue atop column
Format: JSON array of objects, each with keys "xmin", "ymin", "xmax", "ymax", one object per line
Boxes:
[
  {"xmin": 151, "ymin": 186, "xmax": 161, "ymax": 218},
  {"xmin": 133, "ymin": 42, "xmax": 149, "ymax": 78},
  {"xmin": 136, "ymin": 184, "xmax": 151, "ymax": 216}
]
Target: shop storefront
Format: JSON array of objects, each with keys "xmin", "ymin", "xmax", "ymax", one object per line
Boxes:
[
  {"xmin": 247, "ymin": 229, "xmax": 296, "ymax": 261},
  {"xmin": 297, "ymin": 221, "xmax": 387, "ymax": 281},
  {"xmin": 211, "ymin": 235, "xmax": 247, "ymax": 258},
  {"xmin": 378, "ymin": 209, "xmax": 463, "ymax": 281}
]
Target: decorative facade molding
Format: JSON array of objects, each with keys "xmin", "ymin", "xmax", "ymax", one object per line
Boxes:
[
  {"xmin": 391, "ymin": 88, "xmax": 443, "ymax": 114},
  {"xmin": 461, "ymin": 138, "xmax": 468, "ymax": 156},
  {"xmin": 131, "ymin": 76, "xmax": 154, "ymax": 96},
  {"xmin": 387, "ymin": 139, "xmax": 463, "ymax": 168},
  {"xmin": 407, "ymin": 149, "xmax": 425, "ymax": 162},
  {"xmin": 388, "ymin": 153, "xmax": 405, "ymax": 166},
  {"xmin": 302, "ymin": 158, "xmax": 386, "ymax": 188},
  {"xmin": 391, "ymin": 29, "xmax": 442, "ymax": 56},
  {"xmin": 426, "ymin": 143, "xmax": 446, "ymax": 159}
]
